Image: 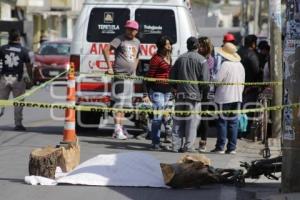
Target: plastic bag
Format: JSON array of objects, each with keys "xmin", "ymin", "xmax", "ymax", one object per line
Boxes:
[{"xmin": 238, "ymin": 114, "xmax": 248, "ymax": 133}]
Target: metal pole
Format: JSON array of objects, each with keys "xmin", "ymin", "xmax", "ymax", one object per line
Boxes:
[
  {"xmin": 242, "ymin": 0, "xmax": 249, "ymax": 36},
  {"xmin": 254, "ymin": 0, "xmax": 260, "ymax": 34},
  {"xmin": 282, "ymin": 0, "xmax": 300, "ymax": 193},
  {"xmin": 269, "ymin": 0, "xmax": 282, "ymax": 139}
]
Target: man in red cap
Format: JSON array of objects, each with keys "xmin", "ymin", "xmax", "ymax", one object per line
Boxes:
[
  {"xmin": 223, "ymin": 33, "xmax": 236, "ymax": 44},
  {"xmin": 103, "ymin": 20, "xmax": 141, "ymax": 140},
  {"xmin": 213, "ymin": 33, "xmax": 236, "ymax": 79}
]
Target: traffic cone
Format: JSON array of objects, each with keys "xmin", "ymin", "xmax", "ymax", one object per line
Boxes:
[{"xmin": 62, "ymin": 63, "xmax": 77, "ymax": 143}]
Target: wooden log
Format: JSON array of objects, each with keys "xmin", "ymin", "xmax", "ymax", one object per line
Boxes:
[
  {"xmin": 160, "ymin": 154, "xmax": 216, "ymax": 188},
  {"xmin": 160, "ymin": 162, "xmax": 220, "ymax": 188},
  {"xmin": 28, "ymin": 146, "xmax": 62, "ymax": 179}
]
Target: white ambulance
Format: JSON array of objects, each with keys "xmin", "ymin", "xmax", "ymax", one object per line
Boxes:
[{"xmin": 71, "ymin": 0, "xmax": 198, "ymax": 128}]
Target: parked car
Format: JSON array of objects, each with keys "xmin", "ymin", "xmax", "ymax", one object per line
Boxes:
[{"xmin": 33, "ymin": 39, "xmax": 71, "ymax": 84}]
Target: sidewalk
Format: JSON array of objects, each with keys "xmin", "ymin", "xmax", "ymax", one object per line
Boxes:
[{"xmin": 262, "ymin": 193, "xmax": 300, "ymax": 200}]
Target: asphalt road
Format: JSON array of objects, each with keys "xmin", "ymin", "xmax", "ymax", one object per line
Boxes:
[{"xmin": 0, "ymin": 84, "xmax": 280, "ymax": 200}]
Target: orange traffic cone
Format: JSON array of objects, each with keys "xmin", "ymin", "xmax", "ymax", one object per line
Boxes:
[{"xmin": 62, "ymin": 63, "xmax": 77, "ymax": 143}]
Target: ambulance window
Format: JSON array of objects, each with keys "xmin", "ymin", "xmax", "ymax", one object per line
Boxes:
[
  {"xmin": 87, "ymin": 8, "xmax": 130, "ymax": 42},
  {"xmin": 135, "ymin": 9, "xmax": 177, "ymax": 44}
]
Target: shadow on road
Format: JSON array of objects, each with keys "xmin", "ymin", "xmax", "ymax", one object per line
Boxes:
[
  {"xmin": 80, "ymin": 139, "xmax": 153, "ymax": 152},
  {"xmin": 0, "ymin": 125, "xmax": 63, "ymax": 135},
  {"xmin": 0, "ymin": 177, "xmax": 25, "ymax": 184},
  {"xmin": 105, "ymin": 185, "xmax": 257, "ymax": 200}
]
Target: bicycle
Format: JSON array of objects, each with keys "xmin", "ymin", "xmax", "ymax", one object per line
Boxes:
[
  {"xmin": 240, "ymin": 156, "xmax": 282, "ymax": 181},
  {"xmin": 250, "ymin": 87, "xmax": 273, "ymax": 158}
]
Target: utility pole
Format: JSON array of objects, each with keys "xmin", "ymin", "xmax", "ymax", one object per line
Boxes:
[
  {"xmin": 241, "ymin": 0, "xmax": 249, "ymax": 35},
  {"xmin": 282, "ymin": 0, "xmax": 300, "ymax": 193},
  {"xmin": 269, "ymin": 0, "xmax": 282, "ymax": 139},
  {"xmin": 254, "ymin": 0, "xmax": 260, "ymax": 34}
]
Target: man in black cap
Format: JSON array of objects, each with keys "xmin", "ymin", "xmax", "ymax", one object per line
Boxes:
[
  {"xmin": 170, "ymin": 36, "xmax": 210, "ymax": 152},
  {"xmin": 0, "ymin": 29, "xmax": 32, "ymax": 131},
  {"xmin": 237, "ymin": 34, "xmax": 261, "ymax": 137}
]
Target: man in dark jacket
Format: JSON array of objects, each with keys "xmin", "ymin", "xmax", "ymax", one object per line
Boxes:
[
  {"xmin": 237, "ymin": 35, "xmax": 262, "ymax": 102},
  {"xmin": 238, "ymin": 35, "xmax": 261, "ymax": 83},
  {"xmin": 170, "ymin": 37, "xmax": 210, "ymax": 153},
  {"xmin": 0, "ymin": 29, "xmax": 32, "ymax": 131},
  {"xmin": 237, "ymin": 35, "xmax": 262, "ymax": 137}
]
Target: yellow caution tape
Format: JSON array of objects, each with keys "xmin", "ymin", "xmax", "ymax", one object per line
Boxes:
[
  {"xmin": 13, "ymin": 70, "xmax": 68, "ymax": 101},
  {"xmin": 78, "ymin": 72, "xmax": 282, "ymax": 86},
  {"xmin": 0, "ymin": 99, "xmax": 299, "ymax": 115}
]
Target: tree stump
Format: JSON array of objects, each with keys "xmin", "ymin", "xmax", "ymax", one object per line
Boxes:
[
  {"xmin": 160, "ymin": 162, "xmax": 220, "ymax": 188},
  {"xmin": 28, "ymin": 146, "xmax": 62, "ymax": 179},
  {"xmin": 160, "ymin": 154, "xmax": 218, "ymax": 188},
  {"xmin": 58, "ymin": 139, "xmax": 80, "ymax": 172}
]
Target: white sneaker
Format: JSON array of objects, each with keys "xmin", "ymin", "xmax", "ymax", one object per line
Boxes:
[
  {"xmin": 122, "ymin": 127, "xmax": 129, "ymax": 137},
  {"xmin": 112, "ymin": 128, "xmax": 128, "ymax": 140}
]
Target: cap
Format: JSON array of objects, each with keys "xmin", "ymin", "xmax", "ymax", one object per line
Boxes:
[
  {"xmin": 124, "ymin": 20, "xmax": 139, "ymax": 30},
  {"xmin": 223, "ymin": 33, "xmax": 236, "ymax": 43},
  {"xmin": 216, "ymin": 43, "xmax": 241, "ymax": 62},
  {"xmin": 187, "ymin": 36, "xmax": 199, "ymax": 51}
]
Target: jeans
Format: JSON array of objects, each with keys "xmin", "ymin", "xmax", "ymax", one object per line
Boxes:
[
  {"xmin": 172, "ymin": 100, "xmax": 201, "ymax": 151},
  {"xmin": 215, "ymin": 102, "xmax": 240, "ymax": 151},
  {"xmin": 149, "ymin": 91, "xmax": 172, "ymax": 145}
]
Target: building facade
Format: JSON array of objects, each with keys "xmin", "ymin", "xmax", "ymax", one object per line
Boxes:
[{"xmin": 0, "ymin": 0, "xmax": 84, "ymax": 50}]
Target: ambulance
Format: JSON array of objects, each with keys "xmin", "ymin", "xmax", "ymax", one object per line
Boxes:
[{"xmin": 70, "ymin": 0, "xmax": 198, "ymax": 128}]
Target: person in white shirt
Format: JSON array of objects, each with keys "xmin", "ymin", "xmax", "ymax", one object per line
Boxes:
[{"xmin": 211, "ymin": 43, "xmax": 245, "ymax": 154}]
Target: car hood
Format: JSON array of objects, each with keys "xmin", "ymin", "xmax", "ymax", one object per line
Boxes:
[{"xmin": 35, "ymin": 55, "xmax": 70, "ymax": 65}]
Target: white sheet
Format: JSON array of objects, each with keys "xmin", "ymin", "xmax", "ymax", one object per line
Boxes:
[
  {"xmin": 24, "ymin": 176, "xmax": 57, "ymax": 186},
  {"xmin": 25, "ymin": 152, "xmax": 167, "ymax": 188}
]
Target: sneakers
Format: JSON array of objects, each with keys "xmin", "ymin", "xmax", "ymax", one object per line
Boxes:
[
  {"xmin": 199, "ymin": 146, "xmax": 207, "ymax": 153},
  {"xmin": 163, "ymin": 137, "xmax": 172, "ymax": 144},
  {"xmin": 112, "ymin": 128, "xmax": 128, "ymax": 140},
  {"xmin": 225, "ymin": 150, "xmax": 237, "ymax": 155},
  {"xmin": 180, "ymin": 147, "xmax": 197, "ymax": 153},
  {"xmin": 198, "ymin": 140, "xmax": 207, "ymax": 153},
  {"xmin": 151, "ymin": 144, "xmax": 172, "ymax": 151},
  {"xmin": 122, "ymin": 127, "xmax": 129, "ymax": 137},
  {"xmin": 210, "ymin": 148, "xmax": 225, "ymax": 154},
  {"xmin": 14, "ymin": 125, "xmax": 26, "ymax": 131},
  {"xmin": 162, "ymin": 145, "xmax": 171, "ymax": 151},
  {"xmin": 151, "ymin": 144, "xmax": 162, "ymax": 151},
  {"xmin": 210, "ymin": 148, "xmax": 237, "ymax": 154}
]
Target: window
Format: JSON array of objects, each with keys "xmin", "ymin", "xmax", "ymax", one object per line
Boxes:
[
  {"xmin": 0, "ymin": 32, "xmax": 8, "ymax": 46},
  {"xmin": 135, "ymin": 9, "xmax": 177, "ymax": 44},
  {"xmin": 40, "ymin": 43, "xmax": 70, "ymax": 55},
  {"xmin": 87, "ymin": 8, "xmax": 130, "ymax": 42}
]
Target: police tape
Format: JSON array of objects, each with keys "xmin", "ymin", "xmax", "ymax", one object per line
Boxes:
[
  {"xmin": 0, "ymin": 99, "xmax": 299, "ymax": 115},
  {"xmin": 13, "ymin": 70, "xmax": 68, "ymax": 101},
  {"xmin": 78, "ymin": 72, "xmax": 282, "ymax": 86}
]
